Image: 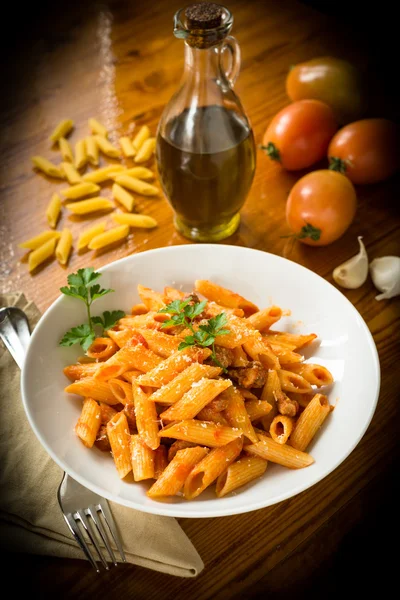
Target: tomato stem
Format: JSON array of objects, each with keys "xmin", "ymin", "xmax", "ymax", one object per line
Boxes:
[
  {"xmin": 281, "ymin": 223, "xmax": 322, "ymax": 242},
  {"xmin": 329, "ymin": 156, "xmax": 351, "ymax": 173},
  {"xmin": 260, "ymin": 142, "xmax": 281, "ymax": 162}
]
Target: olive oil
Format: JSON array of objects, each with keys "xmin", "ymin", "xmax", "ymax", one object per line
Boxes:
[{"xmin": 156, "ymin": 105, "xmax": 256, "ymax": 241}]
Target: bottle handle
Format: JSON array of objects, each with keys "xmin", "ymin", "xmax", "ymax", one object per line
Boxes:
[{"xmin": 219, "ymin": 35, "xmax": 241, "ymax": 87}]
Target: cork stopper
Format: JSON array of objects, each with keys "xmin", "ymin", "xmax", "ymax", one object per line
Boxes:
[{"xmin": 185, "ymin": 3, "xmax": 223, "ymax": 30}]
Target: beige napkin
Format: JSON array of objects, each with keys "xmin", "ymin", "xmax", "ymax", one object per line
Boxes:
[{"xmin": 0, "ymin": 292, "xmax": 204, "ymax": 577}]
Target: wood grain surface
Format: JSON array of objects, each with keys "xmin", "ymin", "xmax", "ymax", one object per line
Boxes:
[{"xmin": 1, "ymin": 0, "xmax": 399, "ymax": 597}]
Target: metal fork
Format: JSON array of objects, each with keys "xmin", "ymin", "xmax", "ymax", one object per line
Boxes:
[
  {"xmin": 0, "ymin": 305, "xmax": 126, "ymax": 572},
  {"xmin": 58, "ymin": 472, "xmax": 126, "ymax": 571}
]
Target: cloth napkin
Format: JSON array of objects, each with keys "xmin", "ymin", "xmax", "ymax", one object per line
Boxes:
[{"xmin": 0, "ymin": 292, "xmax": 204, "ymax": 577}]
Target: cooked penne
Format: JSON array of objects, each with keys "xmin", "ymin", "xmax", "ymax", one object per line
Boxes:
[
  {"xmin": 216, "ymin": 456, "xmax": 267, "ymax": 498},
  {"xmin": 88, "ymin": 225, "xmax": 129, "ymax": 250},
  {"xmin": 75, "ymin": 398, "xmax": 101, "ymax": 448},
  {"xmin": 94, "ymin": 135, "xmax": 121, "ymax": 158},
  {"xmin": 61, "ymin": 181, "xmax": 100, "ymax": 200},
  {"xmin": 287, "ymin": 392, "xmax": 315, "ymax": 409},
  {"xmin": 112, "ymin": 183, "xmax": 135, "ymax": 212},
  {"xmin": 184, "ymin": 437, "xmax": 243, "ymax": 499},
  {"xmin": 31, "ymin": 156, "xmax": 64, "ymax": 179},
  {"xmin": 287, "ymin": 363, "xmax": 334, "ymax": 387},
  {"xmin": 221, "ymin": 386, "xmax": 258, "ymax": 443},
  {"xmin": 119, "ymin": 136, "xmax": 136, "ymax": 158},
  {"xmin": 112, "ymin": 213, "xmax": 158, "ymax": 229},
  {"xmin": 109, "ymin": 378, "xmax": 134, "ymax": 405},
  {"xmin": 263, "ymin": 331, "xmax": 317, "ymax": 350},
  {"xmin": 85, "ymin": 135, "xmax": 99, "ymax": 166},
  {"xmin": 168, "ymin": 440, "xmax": 197, "ymax": 462},
  {"xmin": 245, "ymin": 399, "xmax": 272, "ymax": 422},
  {"xmin": 195, "ymin": 280, "xmax": 259, "ymax": 316},
  {"xmin": 75, "ymin": 139, "xmax": 88, "ymax": 169},
  {"xmin": 122, "ymin": 166, "xmax": 154, "ymax": 180},
  {"xmin": 63, "ymin": 362, "xmax": 99, "ymax": 381},
  {"xmin": 77, "ymin": 222, "xmax": 107, "ymax": 250},
  {"xmin": 159, "ymin": 378, "xmax": 232, "ymax": 421},
  {"xmin": 50, "ymin": 119, "xmax": 74, "ymax": 143},
  {"xmin": 132, "ymin": 125, "xmax": 150, "ymax": 151},
  {"xmin": 243, "ymin": 336, "xmax": 280, "ymax": 370},
  {"xmin": 153, "ymin": 445, "xmax": 168, "ymax": 478},
  {"xmin": 65, "ymin": 378, "xmax": 119, "ymax": 405},
  {"xmin": 121, "ymin": 370, "xmax": 142, "ymax": 383},
  {"xmin": 55, "ymin": 228, "xmax": 73, "ymax": 266},
  {"xmin": 133, "ymin": 383, "xmax": 159, "ymax": 450},
  {"xmin": 28, "ymin": 238, "xmax": 56, "ymax": 272},
  {"xmin": 277, "ymin": 370, "xmax": 312, "ymax": 394},
  {"xmin": 99, "ymin": 402, "xmax": 118, "ymax": 424},
  {"xmin": 269, "ymin": 414, "xmax": 295, "ymax": 444},
  {"xmin": 59, "ymin": 137, "xmax": 74, "ymax": 163},
  {"xmin": 83, "ymin": 164, "xmax": 125, "ymax": 183},
  {"xmin": 86, "ymin": 337, "xmax": 118, "ymax": 360},
  {"xmin": 88, "ymin": 117, "xmax": 108, "ymax": 138},
  {"xmin": 65, "ymin": 198, "xmax": 114, "ymax": 215},
  {"xmin": 149, "ymin": 364, "xmax": 222, "ymax": 405},
  {"xmin": 138, "ymin": 328, "xmax": 181, "ymax": 358},
  {"xmin": 290, "ymin": 393, "xmax": 331, "ymax": 451},
  {"xmin": 159, "ymin": 420, "xmax": 243, "ymax": 447},
  {"xmin": 147, "ymin": 446, "xmax": 208, "ymax": 498},
  {"xmin": 138, "ymin": 284, "xmax": 165, "ymax": 311},
  {"xmin": 246, "ymin": 306, "xmax": 284, "ymax": 331},
  {"xmin": 134, "ymin": 137, "xmax": 156, "ymax": 163},
  {"xmin": 94, "ymin": 339, "xmax": 162, "ymax": 381},
  {"xmin": 61, "ymin": 161, "xmax": 82, "ymax": 185},
  {"xmin": 131, "ymin": 434, "xmax": 155, "ymax": 481},
  {"xmin": 213, "ymin": 314, "xmax": 259, "ymax": 349},
  {"xmin": 196, "ymin": 406, "xmax": 229, "ymax": 425},
  {"xmin": 107, "ymin": 328, "xmax": 138, "ymax": 349},
  {"xmin": 136, "ymin": 347, "xmax": 211, "ymax": 388},
  {"xmin": 123, "ymin": 403, "xmax": 137, "ymax": 430},
  {"xmin": 114, "ymin": 174, "xmax": 159, "ymax": 196},
  {"xmin": 19, "ymin": 230, "xmax": 60, "ymax": 250},
  {"xmin": 269, "ymin": 344, "xmax": 303, "ymax": 366},
  {"xmin": 46, "ymin": 193, "xmax": 62, "ymax": 229},
  {"xmin": 259, "ymin": 370, "xmax": 280, "ymax": 431},
  {"xmin": 245, "ymin": 433, "xmax": 314, "ymax": 468},
  {"xmin": 107, "ymin": 412, "xmax": 132, "ymax": 479}
]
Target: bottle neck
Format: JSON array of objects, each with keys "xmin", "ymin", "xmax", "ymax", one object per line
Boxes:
[{"xmin": 183, "ymin": 42, "xmax": 221, "ymax": 82}]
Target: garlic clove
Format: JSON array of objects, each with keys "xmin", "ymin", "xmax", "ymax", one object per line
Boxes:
[
  {"xmin": 369, "ymin": 256, "xmax": 400, "ymax": 301},
  {"xmin": 333, "ymin": 236, "xmax": 369, "ymax": 289}
]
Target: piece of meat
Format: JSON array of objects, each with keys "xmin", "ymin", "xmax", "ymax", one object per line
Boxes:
[
  {"xmin": 123, "ymin": 403, "xmax": 137, "ymax": 430},
  {"xmin": 277, "ymin": 393, "xmax": 299, "ymax": 417},
  {"xmin": 167, "ymin": 440, "xmax": 197, "ymax": 462},
  {"xmin": 227, "ymin": 360, "xmax": 268, "ymax": 388},
  {"xmin": 213, "ymin": 346, "xmax": 235, "ymax": 369},
  {"xmin": 94, "ymin": 425, "xmax": 111, "ymax": 452}
]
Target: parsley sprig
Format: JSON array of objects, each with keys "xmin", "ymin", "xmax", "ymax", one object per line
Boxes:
[
  {"xmin": 158, "ymin": 297, "xmax": 230, "ymax": 370},
  {"xmin": 59, "ymin": 267, "xmax": 125, "ymax": 351}
]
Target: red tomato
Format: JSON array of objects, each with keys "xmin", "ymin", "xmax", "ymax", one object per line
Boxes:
[
  {"xmin": 328, "ymin": 119, "xmax": 400, "ymax": 184},
  {"xmin": 286, "ymin": 170, "xmax": 357, "ymax": 246},
  {"xmin": 286, "ymin": 57, "xmax": 364, "ymax": 124},
  {"xmin": 261, "ymin": 100, "xmax": 338, "ymax": 171}
]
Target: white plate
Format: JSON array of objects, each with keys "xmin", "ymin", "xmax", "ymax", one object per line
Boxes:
[{"xmin": 21, "ymin": 245, "xmax": 380, "ymax": 518}]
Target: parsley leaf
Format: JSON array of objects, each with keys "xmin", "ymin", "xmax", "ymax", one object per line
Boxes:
[{"xmin": 59, "ymin": 324, "xmax": 95, "ymax": 352}]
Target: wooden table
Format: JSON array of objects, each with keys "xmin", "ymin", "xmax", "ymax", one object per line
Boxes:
[{"xmin": 1, "ymin": 0, "xmax": 399, "ymax": 597}]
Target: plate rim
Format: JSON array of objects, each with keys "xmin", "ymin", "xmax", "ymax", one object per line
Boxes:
[{"xmin": 20, "ymin": 244, "xmax": 381, "ymax": 518}]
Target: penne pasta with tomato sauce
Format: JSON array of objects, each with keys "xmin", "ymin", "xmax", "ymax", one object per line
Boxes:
[{"xmin": 63, "ymin": 279, "xmax": 334, "ymax": 501}]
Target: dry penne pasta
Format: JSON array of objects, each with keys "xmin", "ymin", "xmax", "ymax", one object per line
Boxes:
[
  {"xmin": 77, "ymin": 222, "xmax": 107, "ymax": 250},
  {"xmin": 159, "ymin": 420, "xmax": 243, "ymax": 447},
  {"xmin": 88, "ymin": 117, "xmax": 108, "ymax": 138},
  {"xmin": 46, "ymin": 193, "xmax": 62, "ymax": 229},
  {"xmin": 28, "ymin": 238, "xmax": 57, "ymax": 272},
  {"xmin": 287, "ymin": 363, "xmax": 334, "ymax": 387},
  {"xmin": 114, "ymin": 174, "xmax": 159, "ymax": 196},
  {"xmin": 290, "ymin": 394, "xmax": 331, "ymax": 451},
  {"xmin": 122, "ymin": 167, "xmax": 154, "ymax": 180},
  {"xmin": 107, "ymin": 412, "xmax": 132, "ymax": 479},
  {"xmin": 132, "ymin": 125, "xmax": 150, "ymax": 151},
  {"xmin": 61, "ymin": 181, "xmax": 100, "ymax": 200},
  {"xmin": 184, "ymin": 437, "xmax": 243, "ymax": 499},
  {"xmin": 216, "ymin": 456, "xmax": 267, "ymax": 498},
  {"xmin": 159, "ymin": 378, "xmax": 232, "ymax": 421},
  {"xmin": 134, "ymin": 137, "xmax": 156, "ymax": 163},
  {"xmin": 269, "ymin": 414, "xmax": 295, "ymax": 444},
  {"xmin": 75, "ymin": 398, "xmax": 101, "ymax": 448},
  {"xmin": 85, "ymin": 135, "xmax": 99, "ymax": 165},
  {"xmin": 119, "ymin": 136, "xmax": 136, "ymax": 158},
  {"xmin": 113, "ymin": 213, "xmax": 159, "ymax": 229},
  {"xmin": 59, "ymin": 137, "xmax": 74, "ymax": 163},
  {"xmin": 55, "ymin": 228, "xmax": 73, "ymax": 266},
  {"xmin": 88, "ymin": 225, "xmax": 130, "ymax": 250},
  {"xmin": 86, "ymin": 337, "xmax": 118, "ymax": 360},
  {"xmin": 83, "ymin": 164, "xmax": 125, "ymax": 183},
  {"xmin": 50, "ymin": 119, "xmax": 74, "ymax": 143},
  {"xmin": 131, "ymin": 435, "xmax": 155, "ymax": 481},
  {"xmin": 31, "ymin": 156, "xmax": 64, "ymax": 179},
  {"xmin": 65, "ymin": 198, "xmax": 114, "ymax": 215},
  {"xmin": 75, "ymin": 139, "xmax": 88, "ymax": 169},
  {"xmin": 94, "ymin": 135, "xmax": 121, "ymax": 158},
  {"xmin": 19, "ymin": 230, "xmax": 61, "ymax": 250},
  {"xmin": 245, "ymin": 433, "xmax": 314, "ymax": 468},
  {"xmin": 147, "ymin": 446, "xmax": 208, "ymax": 498},
  {"xmin": 112, "ymin": 183, "xmax": 135, "ymax": 212},
  {"xmin": 61, "ymin": 161, "xmax": 82, "ymax": 185}
]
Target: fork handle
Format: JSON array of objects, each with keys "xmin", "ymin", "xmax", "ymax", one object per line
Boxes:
[{"xmin": 0, "ymin": 310, "xmax": 27, "ymax": 369}]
